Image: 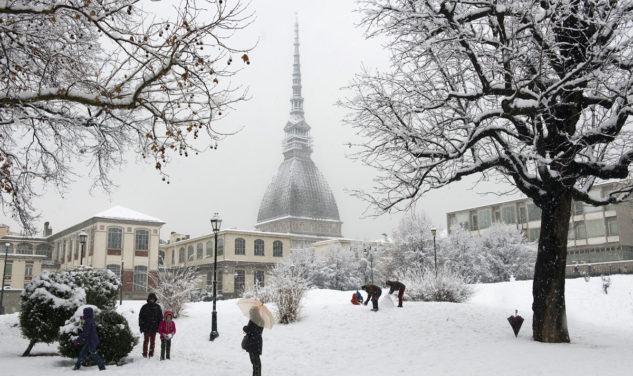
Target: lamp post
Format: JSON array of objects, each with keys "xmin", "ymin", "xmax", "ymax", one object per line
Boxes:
[
  {"xmin": 0, "ymin": 243, "xmax": 10, "ymax": 315},
  {"xmin": 209, "ymin": 212, "xmax": 222, "ymax": 341},
  {"xmin": 431, "ymin": 227, "xmax": 437, "ymax": 278},
  {"xmin": 78, "ymin": 231, "xmax": 87, "ymax": 265}
]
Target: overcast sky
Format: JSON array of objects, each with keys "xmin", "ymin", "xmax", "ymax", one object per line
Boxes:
[{"xmin": 2, "ymin": 0, "xmax": 522, "ymax": 240}]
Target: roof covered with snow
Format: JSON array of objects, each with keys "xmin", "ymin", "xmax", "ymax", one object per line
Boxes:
[{"xmin": 93, "ymin": 206, "xmax": 165, "ymax": 224}]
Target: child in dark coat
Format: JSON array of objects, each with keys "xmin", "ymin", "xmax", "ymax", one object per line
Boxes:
[
  {"xmin": 243, "ymin": 307, "xmax": 264, "ymax": 376},
  {"xmin": 158, "ymin": 310, "xmax": 176, "ymax": 360},
  {"xmin": 139, "ymin": 292, "xmax": 163, "ymax": 358},
  {"xmin": 73, "ymin": 306, "xmax": 106, "ymax": 371}
]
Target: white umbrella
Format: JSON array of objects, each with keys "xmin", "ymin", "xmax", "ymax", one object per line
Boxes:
[{"xmin": 237, "ymin": 298, "xmax": 274, "ymax": 329}]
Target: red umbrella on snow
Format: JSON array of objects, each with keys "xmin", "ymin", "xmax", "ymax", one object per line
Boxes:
[{"xmin": 507, "ymin": 309, "xmax": 524, "ymax": 337}]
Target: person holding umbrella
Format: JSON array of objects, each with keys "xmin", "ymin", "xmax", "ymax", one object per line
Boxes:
[{"xmin": 238, "ymin": 298, "xmax": 273, "ymax": 376}]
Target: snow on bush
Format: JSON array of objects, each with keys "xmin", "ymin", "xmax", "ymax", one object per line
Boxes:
[
  {"xmin": 150, "ymin": 265, "xmax": 200, "ymax": 318},
  {"xmin": 245, "ymin": 259, "xmax": 309, "ymax": 324},
  {"xmin": 69, "ymin": 266, "xmax": 120, "ymax": 310},
  {"xmin": 19, "ymin": 270, "xmax": 86, "ymax": 356},
  {"xmin": 399, "ymin": 266, "xmax": 473, "ymax": 303},
  {"xmin": 59, "ymin": 305, "xmax": 137, "ymax": 364}
]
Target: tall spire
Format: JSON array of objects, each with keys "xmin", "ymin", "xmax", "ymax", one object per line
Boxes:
[
  {"xmin": 290, "ymin": 18, "xmax": 304, "ymax": 116},
  {"xmin": 283, "ymin": 18, "xmax": 312, "ymax": 160}
]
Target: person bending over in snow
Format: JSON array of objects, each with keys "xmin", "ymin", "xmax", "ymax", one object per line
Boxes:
[
  {"xmin": 386, "ymin": 280, "xmax": 406, "ymax": 308},
  {"xmin": 361, "ymin": 284, "xmax": 382, "ymax": 311},
  {"xmin": 73, "ymin": 307, "xmax": 106, "ymax": 371}
]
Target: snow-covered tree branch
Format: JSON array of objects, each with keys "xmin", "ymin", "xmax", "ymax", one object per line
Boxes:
[{"xmin": 0, "ymin": 0, "xmax": 253, "ymax": 232}]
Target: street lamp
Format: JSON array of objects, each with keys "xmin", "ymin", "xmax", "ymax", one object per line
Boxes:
[
  {"xmin": 431, "ymin": 227, "xmax": 437, "ymax": 278},
  {"xmin": 78, "ymin": 231, "xmax": 87, "ymax": 265},
  {"xmin": 0, "ymin": 243, "xmax": 10, "ymax": 315},
  {"xmin": 209, "ymin": 212, "xmax": 222, "ymax": 341}
]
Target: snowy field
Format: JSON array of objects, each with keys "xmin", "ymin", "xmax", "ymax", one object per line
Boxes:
[{"xmin": 1, "ymin": 275, "xmax": 632, "ymax": 376}]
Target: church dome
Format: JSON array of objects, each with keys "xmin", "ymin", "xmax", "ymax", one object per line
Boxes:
[{"xmin": 257, "ymin": 158, "xmax": 340, "ymax": 223}]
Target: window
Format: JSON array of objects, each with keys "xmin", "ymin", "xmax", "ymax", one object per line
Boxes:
[
  {"xmin": 527, "ymin": 203, "xmax": 541, "ymax": 221},
  {"xmin": 197, "ymin": 243, "xmax": 203, "ymax": 259},
  {"xmin": 573, "ymin": 201, "xmax": 584, "ymax": 215},
  {"xmin": 171, "ymin": 249, "xmax": 175, "ymax": 265},
  {"xmin": 254, "ymin": 239, "xmax": 264, "ymax": 256},
  {"xmin": 477, "ymin": 209, "xmax": 491, "ymax": 229},
  {"xmin": 135, "ymin": 229, "xmax": 149, "ymax": 250},
  {"xmin": 217, "ymin": 270, "xmax": 223, "ymax": 294},
  {"xmin": 17, "ymin": 244, "xmax": 32, "ymax": 255},
  {"xmin": 4, "ymin": 262, "xmax": 11, "ymax": 277},
  {"xmin": 501, "ymin": 206, "xmax": 516, "ymax": 224},
  {"xmin": 584, "ymin": 204, "xmax": 603, "ymax": 213},
  {"xmin": 454, "ymin": 212, "xmax": 469, "ymax": 230},
  {"xmin": 586, "ymin": 219, "xmax": 605, "ymax": 238},
  {"xmin": 528, "ymin": 228, "xmax": 541, "ymax": 242},
  {"xmin": 206, "ymin": 241, "xmax": 213, "ymax": 258},
  {"xmin": 235, "ymin": 238, "xmax": 245, "ymax": 255},
  {"xmin": 254, "ymin": 270, "xmax": 265, "ymax": 287},
  {"xmin": 133, "ymin": 266, "xmax": 147, "ymax": 291},
  {"xmin": 61, "ymin": 241, "xmax": 66, "ymax": 261},
  {"xmin": 36, "ymin": 244, "xmax": 51, "ymax": 258},
  {"xmin": 158, "ymin": 251, "xmax": 165, "ymax": 265},
  {"xmin": 106, "ymin": 264, "xmax": 121, "ymax": 279},
  {"xmin": 187, "ymin": 245, "xmax": 194, "ymax": 261},
  {"xmin": 518, "ymin": 206, "xmax": 527, "ymax": 223},
  {"xmin": 470, "ymin": 214, "xmax": 478, "ymax": 231},
  {"xmin": 217, "ymin": 239, "xmax": 224, "ymax": 256},
  {"xmin": 273, "ymin": 241, "xmax": 283, "ymax": 257},
  {"xmin": 179, "ymin": 247, "xmax": 185, "ymax": 263},
  {"xmin": 107, "ymin": 228, "xmax": 122, "ymax": 250},
  {"xmin": 575, "ymin": 222, "xmax": 587, "ymax": 239},
  {"xmin": 25, "ymin": 263, "xmax": 33, "ymax": 277},
  {"xmin": 607, "ymin": 218, "xmax": 619, "ymax": 236},
  {"xmin": 567, "ymin": 223, "xmax": 575, "ymax": 240},
  {"xmin": 234, "ymin": 270, "xmax": 245, "ymax": 295}
]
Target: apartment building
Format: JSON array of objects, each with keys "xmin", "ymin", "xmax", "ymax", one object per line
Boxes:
[{"xmin": 446, "ymin": 182, "xmax": 633, "ymax": 276}]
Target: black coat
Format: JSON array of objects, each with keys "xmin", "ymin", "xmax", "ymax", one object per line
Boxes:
[
  {"xmin": 139, "ymin": 302, "xmax": 163, "ymax": 333},
  {"xmin": 243, "ymin": 320, "xmax": 263, "ymax": 355}
]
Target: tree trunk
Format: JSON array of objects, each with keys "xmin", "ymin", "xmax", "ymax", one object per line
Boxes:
[
  {"xmin": 22, "ymin": 340, "xmax": 36, "ymax": 357},
  {"xmin": 532, "ymin": 191, "xmax": 572, "ymax": 343}
]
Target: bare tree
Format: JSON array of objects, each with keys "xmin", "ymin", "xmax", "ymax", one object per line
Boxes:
[
  {"xmin": 345, "ymin": 0, "xmax": 633, "ymax": 342},
  {"xmin": 150, "ymin": 264, "xmax": 200, "ymax": 318},
  {"xmin": 0, "ymin": 0, "xmax": 253, "ymax": 232}
]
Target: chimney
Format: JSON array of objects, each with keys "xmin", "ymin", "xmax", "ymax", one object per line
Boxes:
[{"xmin": 43, "ymin": 222, "xmax": 52, "ymax": 237}]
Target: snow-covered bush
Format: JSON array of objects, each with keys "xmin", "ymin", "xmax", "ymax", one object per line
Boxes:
[
  {"xmin": 399, "ymin": 266, "xmax": 473, "ymax": 303},
  {"xmin": 320, "ymin": 246, "xmax": 363, "ymax": 290},
  {"xmin": 265, "ymin": 261, "xmax": 309, "ymax": 324},
  {"xmin": 69, "ymin": 266, "xmax": 120, "ymax": 310},
  {"xmin": 19, "ymin": 270, "xmax": 86, "ymax": 356},
  {"xmin": 150, "ymin": 265, "xmax": 200, "ymax": 317},
  {"xmin": 59, "ymin": 305, "xmax": 137, "ymax": 364}
]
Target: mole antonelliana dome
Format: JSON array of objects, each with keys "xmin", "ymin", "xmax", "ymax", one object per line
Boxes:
[{"xmin": 256, "ymin": 21, "xmax": 342, "ymax": 241}]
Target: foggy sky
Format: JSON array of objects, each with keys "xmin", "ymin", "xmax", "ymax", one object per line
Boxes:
[{"xmin": 1, "ymin": 0, "xmax": 521, "ymax": 240}]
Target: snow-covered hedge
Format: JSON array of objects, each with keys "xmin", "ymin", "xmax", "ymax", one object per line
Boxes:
[
  {"xmin": 59, "ymin": 305, "xmax": 137, "ymax": 364},
  {"xmin": 19, "ymin": 270, "xmax": 86, "ymax": 356},
  {"xmin": 69, "ymin": 266, "xmax": 120, "ymax": 310},
  {"xmin": 400, "ymin": 266, "xmax": 473, "ymax": 303}
]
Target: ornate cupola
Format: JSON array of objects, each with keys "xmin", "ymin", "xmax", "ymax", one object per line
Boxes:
[{"xmin": 256, "ymin": 21, "xmax": 343, "ymax": 248}]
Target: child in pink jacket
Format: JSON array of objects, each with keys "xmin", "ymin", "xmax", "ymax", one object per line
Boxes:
[{"xmin": 158, "ymin": 311, "xmax": 176, "ymax": 360}]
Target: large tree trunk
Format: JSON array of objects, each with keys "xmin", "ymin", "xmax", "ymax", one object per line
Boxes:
[
  {"xmin": 22, "ymin": 340, "xmax": 36, "ymax": 357},
  {"xmin": 532, "ymin": 191, "xmax": 572, "ymax": 343}
]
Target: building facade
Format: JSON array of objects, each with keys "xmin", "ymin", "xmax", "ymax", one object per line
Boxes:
[{"xmin": 446, "ymin": 182, "xmax": 633, "ymax": 276}]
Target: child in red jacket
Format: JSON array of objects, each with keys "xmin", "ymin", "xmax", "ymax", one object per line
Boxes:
[{"xmin": 158, "ymin": 311, "xmax": 176, "ymax": 360}]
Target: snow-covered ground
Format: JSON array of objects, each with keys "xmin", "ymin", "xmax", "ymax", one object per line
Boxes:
[{"xmin": 1, "ymin": 276, "xmax": 632, "ymax": 375}]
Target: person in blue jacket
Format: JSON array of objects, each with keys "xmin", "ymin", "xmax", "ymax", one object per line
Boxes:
[{"xmin": 73, "ymin": 306, "xmax": 106, "ymax": 371}]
